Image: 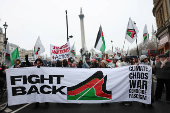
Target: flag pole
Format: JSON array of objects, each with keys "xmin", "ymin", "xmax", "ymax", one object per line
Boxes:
[
  {"xmin": 134, "ymin": 22, "xmax": 139, "ymax": 58},
  {"xmin": 136, "ymin": 38, "xmax": 139, "ymax": 58}
]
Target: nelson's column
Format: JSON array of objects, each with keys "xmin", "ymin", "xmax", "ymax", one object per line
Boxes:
[{"xmin": 79, "ymin": 8, "xmax": 86, "ymax": 48}]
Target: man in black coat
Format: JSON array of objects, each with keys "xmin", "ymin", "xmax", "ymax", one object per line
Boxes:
[
  {"xmin": 153, "ymin": 54, "xmax": 170, "ymax": 104},
  {"xmin": 33, "ymin": 58, "xmax": 49, "ymax": 109}
]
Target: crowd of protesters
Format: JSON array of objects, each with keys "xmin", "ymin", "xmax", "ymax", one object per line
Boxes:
[{"xmin": 0, "ymin": 52, "xmax": 170, "ymax": 109}]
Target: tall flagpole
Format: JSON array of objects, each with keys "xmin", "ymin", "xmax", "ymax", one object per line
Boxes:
[{"xmin": 134, "ymin": 22, "xmax": 139, "ymax": 58}]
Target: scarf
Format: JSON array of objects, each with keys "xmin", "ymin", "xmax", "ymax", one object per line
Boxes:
[{"xmin": 160, "ymin": 59, "xmax": 168, "ymax": 68}]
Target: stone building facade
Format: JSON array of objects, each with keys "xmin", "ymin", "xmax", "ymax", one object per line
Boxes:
[
  {"xmin": 0, "ymin": 28, "xmax": 5, "ymax": 64},
  {"xmin": 153, "ymin": 0, "xmax": 170, "ymax": 54}
]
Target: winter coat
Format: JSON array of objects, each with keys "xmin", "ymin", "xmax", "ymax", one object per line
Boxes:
[
  {"xmin": 139, "ymin": 61, "xmax": 154, "ymax": 103},
  {"xmin": 155, "ymin": 61, "xmax": 170, "ymax": 79},
  {"xmin": 106, "ymin": 62, "xmax": 115, "ymax": 68},
  {"xmin": 82, "ymin": 62, "xmax": 91, "ymax": 68}
]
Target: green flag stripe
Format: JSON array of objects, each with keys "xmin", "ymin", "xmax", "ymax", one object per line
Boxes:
[
  {"xmin": 71, "ymin": 51, "xmax": 75, "ymax": 56},
  {"xmin": 143, "ymin": 36, "xmax": 147, "ymax": 41},
  {"xmin": 11, "ymin": 47, "xmax": 19, "ymax": 66},
  {"xmin": 127, "ymin": 31, "xmax": 132, "ymax": 38},
  {"xmin": 100, "ymin": 36, "xmax": 105, "ymax": 52}
]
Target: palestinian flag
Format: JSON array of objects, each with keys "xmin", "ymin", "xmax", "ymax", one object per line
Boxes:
[
  {"xmin": 71, "ymin": 50, "xmax": 75, "ymax": 56},
  {"xmin": 115, "ymin": 49, "xmax": 121, "ymax": 59},
  {"xmin": 67, "ymin": 71, "xmax": 112, "ymax": 100},
  {"xmin": 143, "ymin": 25, "xmax": 149, "ymax": 46},
  {"xmin": 125, "ymin": 18, "xmax": 139, "ymax": 43},
  {"xmin": 94, "ymin": 26, "xmax": 106, "ymax": 52},
  {"xmin": 117, "ymin": 52, "xmax": 121, "ymax": 57},
  {"xmin": 69, "ymin": 43, "xmax": 76, "ymax": 58},
  {"xmin": 34, "ymin": 37, "xmax": 45, "ymax": 59},
  {"xmin": 82, "ymin": 44, "xmax": 87, "ymax": 55}
]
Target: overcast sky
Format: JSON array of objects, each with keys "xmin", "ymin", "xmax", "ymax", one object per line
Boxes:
[{"xmin": 0, "ymin": 0, "xmax": 157, "ymax": 56}]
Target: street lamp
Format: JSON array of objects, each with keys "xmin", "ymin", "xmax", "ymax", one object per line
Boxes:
[
  {"xmin": 65, "ymin": 10, "xmax": 69, "ymax": 42},
  {"xmin": 65, "ymin": 10, "xmax": 73, "ymax": 42},
  {"xmin": 68, "ymin": 35, "xmax": 73, "ymax": 41},
  {"xmin": 111, "ymin": 40, "xmax": 113, "ymax": 53},
  {"xmin": 3, "ymin": 22, "xmax": 8, "ymax": 49}
]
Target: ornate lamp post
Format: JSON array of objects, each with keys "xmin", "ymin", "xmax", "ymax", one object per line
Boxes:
[{"xmin": 3, "ymin": 22, "xmax": 8, "ymax": 49}]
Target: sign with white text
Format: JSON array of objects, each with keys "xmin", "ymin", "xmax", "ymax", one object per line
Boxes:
[{"xmin": 50, "ymin": 42, "xmax": 70, "ymax": 60}]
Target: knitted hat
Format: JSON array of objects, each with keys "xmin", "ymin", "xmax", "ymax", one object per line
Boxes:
[
  {"xmin": 159, "ymin": 54, "xmax": 167, "ymax": 58},
  {"xmin": 140, "ymin": 55, "xmax": 147, "ymax": 61},
  {"xmin": 92, "ymin": 59, "xmax": 96, "ymax": 61},
  {"xmin": 106, "ymin": 59, "xmax": 111, "ymax": 62}
]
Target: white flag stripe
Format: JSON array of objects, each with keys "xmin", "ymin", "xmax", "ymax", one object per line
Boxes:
[{"xmin": 95, "ymin": 37, "xmax": 103, "ymax": 51}]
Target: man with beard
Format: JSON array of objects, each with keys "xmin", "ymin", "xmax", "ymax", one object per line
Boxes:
[{"xmin": 154, "ymin": 54, "xmax": 170, "ymax": 104}]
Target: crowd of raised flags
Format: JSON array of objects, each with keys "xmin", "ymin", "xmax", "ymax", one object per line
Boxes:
[{"xmin": 3, "ymin": 17, "xmax": 152, "ymax": 67}]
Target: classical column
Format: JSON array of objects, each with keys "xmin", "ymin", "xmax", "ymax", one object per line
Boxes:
[{"xmin": 79, "ymin": 7, "xmax": 86, "ymax": 48}]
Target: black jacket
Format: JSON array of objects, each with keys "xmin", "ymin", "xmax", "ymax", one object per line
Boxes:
[{"xmin": 155, "ymin": 61, "xmax": 170, "ymax": 79}]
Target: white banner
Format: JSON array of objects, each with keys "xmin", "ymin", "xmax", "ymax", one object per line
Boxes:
[
  {"xmin": 6, "ymin": 65, "xmax": 152, "ymax": 106},
  {"xmin": 50, "ymin": 42, "xmax": 70, "ymax": 61}
]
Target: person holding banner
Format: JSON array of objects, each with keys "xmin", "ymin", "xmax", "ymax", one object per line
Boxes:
[
  {"xmin": 131, "ymin": 57, "xmax": 137, "ymax": 65},
  {"xmin": 90, "ymin": 59, "xmax": 99, "ymax": 68},
  {"xmin": 51, "ymin": 61, "xmax": 55, "ymax": 67},
  {"xmin": 71, "ymin": 61, "xmax": 77, "ymax": 68},
  {"xmin": 82, "ymin": 58, "xmax": 91, "ymax": 68},
  {"xmin": 98, "ymin": 60, "xmax": 107, "ymax": 68},
  {"xmin": 62, "ymin": 59, "xmax": 70, "ymax": 67},
  {"xmin": 77, "ymin": 60, "xmax": 83, "ymax": 68},
  {"xmin": 113, "ymin": 58, "xmax": 118, "ymax": 67},
  {"xmin": 33, "ymin": 58, "xmax": 49, "ymax": 109},
  {"xmin": 119, "ymin": 57, "xmax": 132, "ymax": 106},
  {"xmin": 98, "ymin": 60, "xmax": 110, "ymax": 106},
  {"xmin": 140, "ymin": 55, "xmax": 154, "ymax": 108},
  {"xmin": 13, "ymin": 59, "xmax": 24, "ymax": 68},
  {"xmin": 106, "ymin": 59, "xmax": 115, "ymax": 68}
]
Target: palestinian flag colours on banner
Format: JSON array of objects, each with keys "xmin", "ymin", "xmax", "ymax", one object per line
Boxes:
[
  {"xmin": 94, "ymin": 26, "xmax": 106, "ymax": 52},
  {"xmin": 143, "ymin": 25, "xmax": 149, "ymax": 46},
  {"xmin": 125, "ymin": 18, "xmax": 139, "ymax": 43}
]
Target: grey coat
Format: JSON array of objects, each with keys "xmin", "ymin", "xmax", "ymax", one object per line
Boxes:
[{"xmin": 155, "ymin": 61, "xmax": 170, "ymax": 79}]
